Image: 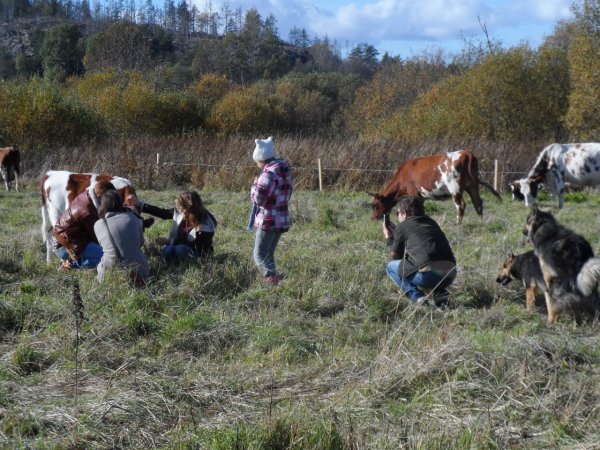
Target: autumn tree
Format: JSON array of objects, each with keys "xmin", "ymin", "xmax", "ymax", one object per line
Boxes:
[
  {"xmin": 399, "ymin": 46, "xmax": 569, "ymax": 141},
  {"xmin": 346, "ymin": 56, "xmax": 452, "ymax": 138},
  {"xmin": 564, "ymin": 0, "xmax": 600, "ymax": 139}
]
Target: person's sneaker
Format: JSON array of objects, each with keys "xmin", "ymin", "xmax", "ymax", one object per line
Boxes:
[
  {"xmin": 415, "ymin": 296, "xmax": 430, "ymax": 306},
  {"xmin": 433, "ymin": 291, "xmax": 449, "ymax": 309},
  {"xmin": 264, "ymin": 274, "xmax": 280, "ymax": 286}
]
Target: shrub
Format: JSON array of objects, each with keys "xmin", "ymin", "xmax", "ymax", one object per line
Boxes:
[
  {"xmin": 0, "ymin": 77, "xmax": 102, "ymax": 146},
  {"xmin": 208, "ymin": 83, "xmax": 282, "ymax": 134}
]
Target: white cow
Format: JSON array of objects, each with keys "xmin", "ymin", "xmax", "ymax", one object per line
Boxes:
[{"xmin": 511, "ymin": 143, "xmax": 600, "ymax": 208}]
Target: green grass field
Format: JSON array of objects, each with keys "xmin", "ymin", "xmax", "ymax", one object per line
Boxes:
[{"xmin": 0, "ymin": 184, "xmax": 599, "ymax": 449}]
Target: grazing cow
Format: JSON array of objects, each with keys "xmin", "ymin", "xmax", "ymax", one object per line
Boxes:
[
  {"xmin": 40, "ymin": 170, "xmax": 140, "ymax": 263},
  {"xmin": 512, "ymin": 143, "xmax": 600, "ymax": 208},
  {"xmin": 370, "ymin": 150, "xmax": 502, "ymax": 224},
  {"xmin": 0, "ymin": 146, "xmax": 20, "ymax": 191}
]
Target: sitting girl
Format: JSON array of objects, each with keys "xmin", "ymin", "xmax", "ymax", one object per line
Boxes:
[
  {"xmin": 143, "ymin": 191, "xmax": 217, "ymax": 263},
  {"xmin": 94, "ymin": 190, "xmax": 149, "ymax": 285}
]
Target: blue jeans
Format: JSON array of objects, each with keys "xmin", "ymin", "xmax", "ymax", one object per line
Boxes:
[
  {"xmin": 253, "ymin": 228, "xmax": 282, "ymax": 277},
  {"xmin": 386, "ymin": 260, "xmax": 453, "ymax": 302},
  {"xmin": 162, "ymin": 244, "xmax": 197, "ymax": 263},
  {"xmin": 54, "ymin": 242, "xmax": 103, "ymax": 269}
]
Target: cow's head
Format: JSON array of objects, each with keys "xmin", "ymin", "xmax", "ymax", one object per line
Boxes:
[
  {"xmin": 509, "ymin": 177, "xmax": 541, "ymax": 206},
  {"xmin": 509, "ymin": 179, "xmax": 526, "ymax": 201},
  {"xmin": 121, "ymin": 186, "xmax": 140, "ymax": 212},
  {"xmin": 369, "ymin": 192, "xmax": 395, "ymax": 220}
]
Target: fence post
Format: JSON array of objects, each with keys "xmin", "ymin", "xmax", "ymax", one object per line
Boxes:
[
  {"xmin": 156, "ymin": 153, "xmax": 160, "ymax": 174},
  {"xmin": 318, "ymin": 158, "xmax": 323, "ymax": 192},
  {"xmin": 493, "ymin": 159, "xmax": 499, "ymax": 192}
]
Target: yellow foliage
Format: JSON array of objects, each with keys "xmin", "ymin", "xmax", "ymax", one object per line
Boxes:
[
  {"xmin": 208, "ymin": 85, "xmax": 280, "ymax": 135},
  {"xmin": 564, "ymin": 32, "xmax": 600, "ymax": 140}
]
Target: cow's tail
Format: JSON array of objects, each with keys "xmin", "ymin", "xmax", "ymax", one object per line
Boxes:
[
  {"xmin": 466, "ymin": 151, "xmax": 502, "ymax": 201},
  {"xmin": 478, "ymin": 178, "xmax": 502, "ymax": 201},
  {"xmin": 577, "ymin": 257, "xmax": 600, "ymax": 297}
]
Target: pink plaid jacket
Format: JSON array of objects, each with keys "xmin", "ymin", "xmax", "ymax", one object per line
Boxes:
[{"xmin": 251, "ymin": 158, "xmax": 293, "ymax": 231}]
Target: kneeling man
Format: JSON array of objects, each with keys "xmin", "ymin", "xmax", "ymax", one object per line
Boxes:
[{"xmin": 383, "ymin": 196, "xmax": 457, "ymax": 308}]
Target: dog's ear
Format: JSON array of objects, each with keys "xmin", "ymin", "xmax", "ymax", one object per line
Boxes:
[{"xmin": 531, "ymin": 203, "xmax": 539, "ymax": 215}]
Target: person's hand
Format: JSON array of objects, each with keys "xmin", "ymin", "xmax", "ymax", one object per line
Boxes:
[
  {"xmin": 383, "ymin": 221, "xmax": 395, "ymax": 239},
  {"xmin": 67, "ymin": 248, "xmax": 78, "ymax": 262}
]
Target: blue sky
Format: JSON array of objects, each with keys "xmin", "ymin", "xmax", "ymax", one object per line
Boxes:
[{"xmin": 193, "ymin": 0, "xmax": 575, "ymax": 58}]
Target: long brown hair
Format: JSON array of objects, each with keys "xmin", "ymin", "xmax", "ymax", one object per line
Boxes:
[{"xmin": 176, "ymin": 191, "xmax": 208, "ymax": 226}]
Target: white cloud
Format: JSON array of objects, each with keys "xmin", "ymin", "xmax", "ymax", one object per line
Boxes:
[{"xmin": 191, "ymin": 0, "xmax": 574, "ymax": 56}]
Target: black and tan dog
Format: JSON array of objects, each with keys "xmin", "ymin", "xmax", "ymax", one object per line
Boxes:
[
  {"xmin": 496, "ymin": 250, "xmax": 546, "ymax": 311},
  {"xmin": 524, "ymin": 204, "xmax": 600, "ymax": 323}
]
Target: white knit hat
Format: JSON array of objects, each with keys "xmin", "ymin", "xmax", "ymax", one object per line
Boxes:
[{"xmin": 253, "ymin": 136, "xmax": 276, "ymax": 161}]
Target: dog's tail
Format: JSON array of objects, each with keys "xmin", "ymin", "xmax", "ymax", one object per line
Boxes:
[{"xmin": 576, "ymin": 257, "xmax": 600, "ymax": 296}]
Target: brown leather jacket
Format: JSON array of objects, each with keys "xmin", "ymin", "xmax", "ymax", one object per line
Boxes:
[{"xmin": 54, "ymin": 190, "xmax": 99, "ymax": 258}]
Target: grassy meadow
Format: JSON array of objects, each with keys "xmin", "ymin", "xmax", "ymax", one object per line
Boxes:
[{"xmin": 1, "ymin": 180, "xmax": 599, "ymax": 448}]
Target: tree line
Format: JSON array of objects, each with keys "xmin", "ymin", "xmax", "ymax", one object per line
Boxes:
[{"xmin": 0, "ymin": 0, "xmax": 599, "ymax": 149}]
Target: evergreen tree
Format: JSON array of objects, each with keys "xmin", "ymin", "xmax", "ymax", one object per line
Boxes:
[{"xmin": 40, "ymin": 22, "xmax": 83, "ymax": 81}]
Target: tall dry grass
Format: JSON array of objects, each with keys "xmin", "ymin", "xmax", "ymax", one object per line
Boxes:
[{"xmin": 23, "ymin": 135, "xmax": 546, "ymax": 192}]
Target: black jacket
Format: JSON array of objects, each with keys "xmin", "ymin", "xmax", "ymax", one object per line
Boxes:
[{"xmin": 386, "ymin": 215, "xmax": 455, "ymax": 278}]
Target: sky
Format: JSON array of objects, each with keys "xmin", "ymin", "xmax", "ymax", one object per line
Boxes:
[{"xmin": 193, "ymin": 0, "xmax": 576, "ymax": 58}]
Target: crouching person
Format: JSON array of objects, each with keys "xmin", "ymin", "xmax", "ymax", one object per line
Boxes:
[
  {"xmin": 53, "ymin": 180, "xmax": 115, "ymax": 269},
  {"xmin": 94, "ymin": 190, "xmax": 149, "ymax": 286},
  {"xmin": 383, "ymin": 196, "xmax": 457, "ymax": 308}
]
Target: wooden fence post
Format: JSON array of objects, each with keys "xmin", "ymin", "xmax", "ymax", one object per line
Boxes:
[
  {"xmin": 156, "ymin": 153, "xmax": 160, "ymax": 174},
  {"xmin": 318, "ymin": 158, "xmax": 323, "ymax": 192},
  {"xmin": 493, "ymin": 159, "xmax": 499, "ymax": 192}
]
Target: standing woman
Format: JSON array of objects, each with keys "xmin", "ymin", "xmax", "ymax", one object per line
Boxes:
[
  {"xmin": 94, "ymin": 190, "xmax": 149, "ymax": 285},
  {"xmin": 155, "ymin": 191, "xmax": 217, "ymax": 263},
  {"xmin": 250, "ymin": 136, "xmax": 293, "ymax": 286}
]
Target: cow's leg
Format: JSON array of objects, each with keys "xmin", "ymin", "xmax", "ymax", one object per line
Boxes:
[
  {"xmin": 550, "ymin": 169, "xmax": 564, "ymax": 209},
  {"xmin": 13, "ymin": 165, "xmax": 19, "ymax": 192},
  {"xmin": 0, "ymin": 165, "xmax": 8, "ymax": 191},
  {"xmin": 452, "ymin": 193, "xmax": 465, "ymax": 224},
  {"xmin": 41, "ymin": 205, "xmax": 54, "ymax": 264}
]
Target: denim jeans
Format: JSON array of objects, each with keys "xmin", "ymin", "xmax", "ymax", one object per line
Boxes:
[
  {"xmin": 54, "ymin": 242, "xmax": 103, "ymax": 269},
  {"xmin": 162, "ymin": 244, "xmax": 198, "ymax": 264},
  {"xmin": 253, "ymin": 228, "xmax": 282, "ymax": 277},
  {"xmin": 386, "ymin": 260, "xmax": 453, "ymax": 302}
]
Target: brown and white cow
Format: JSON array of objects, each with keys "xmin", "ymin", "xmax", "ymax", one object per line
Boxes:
[
  {"xmin": 40, "ymin": 170, "xmax": 140, "ymax": 263},
  {"xmin": 511, "ymin": 143, "xmax": 600, "ymax": 209},
  {"xmin": 370, "ymin": 150, "xmax": 502, "ymax": 224},
  {"xmin": 0, "ymin": 146, "xmax": 20, "ymax": 191}
]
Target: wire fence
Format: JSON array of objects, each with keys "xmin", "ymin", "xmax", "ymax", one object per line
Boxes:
[{"xmin": 156, "ymin": 154, "xmax": 529, "ymax": 192}]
